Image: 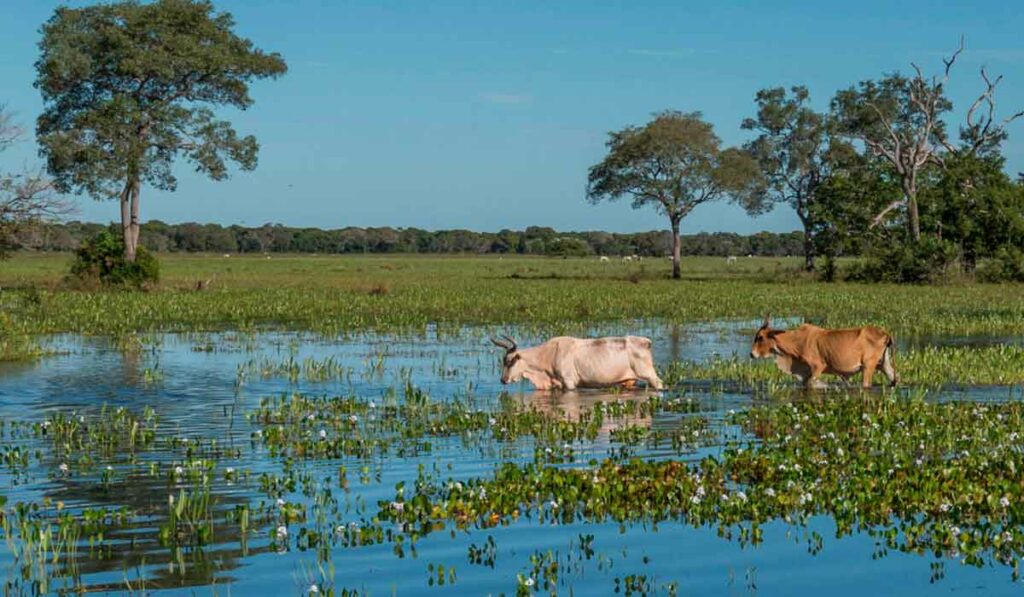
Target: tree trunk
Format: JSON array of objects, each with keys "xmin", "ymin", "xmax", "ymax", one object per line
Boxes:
[
  {"xmin": 120, "ymin": 181, "xmax": 135, "ymax": 262},
  {"xmin": 670, "ymin": 217, "xmax": 681, "ymax": 280},
  {"xmin": 803, "ymin": 228, "xmax": 815, "ymax": 272},
  {"xmin": 905, "ymin": 180, "xmax": 921, "ymax": 242},
  {"xmin": 129, "ymin": 181, "xmax": 140, "ymax": 257}
]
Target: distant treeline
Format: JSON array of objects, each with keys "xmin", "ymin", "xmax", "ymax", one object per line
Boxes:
[{"xmin": 14, "ymin": 221, "xmax": 811, "ymax": 257}]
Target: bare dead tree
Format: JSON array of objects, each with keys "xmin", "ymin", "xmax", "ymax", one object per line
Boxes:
[
  {"xmin": 833, "ymin": 37, "xmax": 1022, "ymax": 241},
  {"xmin": 956, "ymin": 67, "xmax": 1024, "ymax": 157},
  {"xmin": 1, "ymin": 107, "xmax": 72, "ymax": 257},
  {"xmin": 0, "ymin": 107, "xmax": 22, "ymax": 151}
]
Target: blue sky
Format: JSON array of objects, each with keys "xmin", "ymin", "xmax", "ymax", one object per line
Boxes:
[{"xmin": 2, "ymin": 0, "xmax": 1022, "ymax": 233}]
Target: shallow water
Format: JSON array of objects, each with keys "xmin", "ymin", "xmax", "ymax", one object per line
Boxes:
[{"xmin": 0, "ymin": 321, "xmax": 1021, "ymax": 595}]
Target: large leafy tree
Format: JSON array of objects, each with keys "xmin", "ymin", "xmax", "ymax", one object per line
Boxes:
[
  {"xmin": 921, "ymin": 153, "xmax": 1024, "ymax": 272},
  {"xmin": 742, "ymin": 86, "xmax": 852, "ymax": 271},
  {"xmin": 35, "ymin": 0, "xmax": 287, "ymax": 261},
  {"xmin": 586, "ymin": 111, "xmax": 762, "ymax": 279}
]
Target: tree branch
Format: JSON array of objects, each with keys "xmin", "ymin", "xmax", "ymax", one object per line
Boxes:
[{"xmin": 869, "ymin": 199, "xmax": 907, "ymax": 228}]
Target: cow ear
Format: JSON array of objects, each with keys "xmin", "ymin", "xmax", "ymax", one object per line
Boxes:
[
  {"xmin": 767, "ymin": 330, "xmax": 783, "ymax": 339},
  {"xmin": 761, "ymin": 312, "xmax": 771, "ymax": 329}
]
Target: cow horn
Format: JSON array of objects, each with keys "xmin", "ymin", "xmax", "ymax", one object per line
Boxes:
[
  {"xmin": 501, "ymin": 334, "xmax": 518, "ymax": 351},
  {"xmin": 490, "ymin": 337, "xmax": 511, "ymax": 350},
  {"xmin": 761, "ymin": 312, "xmax": 771, "ymax": 329}
]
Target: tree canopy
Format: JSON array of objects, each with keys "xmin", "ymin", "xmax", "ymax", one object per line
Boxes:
[
  {"xmin": 742, "ymin": 86, "xmax": 853, "ymax": 270},
  {"xmin": 35, "ymin": 0, "xmax": 287, "ymax": 261},
  {"xmin": 586, "ymin": 110, "xmax": 762, "ymax": 278}
]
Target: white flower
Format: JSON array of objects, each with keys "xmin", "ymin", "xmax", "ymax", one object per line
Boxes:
[
  {"xmin": 78, "ymin": 415, "xmax": 86, "ymax": 424},
  {"xmin": 307, "ymin": 413, "xmax": 315, "ymax": 421},
  {"xmin": 765, "ymin": 488, "xmax": 776, "ymax": 497},
  {"xmin": 951, "ymin": 526, "xmax": 961, "ymax": 536},
  {"xmin": 736, "ymin": 491, "xmax": 748, "ymax": 502},
  {"xmin": 106, "ymin": 465, "xmax": 113, "ymax": 471},
  {"xmin": 59, "ymin": 463, "xmax": 69, "ymax": 473},
  {"xmin": 939, "ymin": 503, "xmax": 951, "ymax": 513},
  {"xmin": 488, "ymin": 418, "xmax": 497, "ymax": 426},
  {"xmin": 695, "ymin": 486, "xmax": 706, "ymax": 497},
  {"xmin": 391, "ymin": 501, "xmax": 404, "ymax": 512},
  {"xmin": 276, "ymin": 525, "xmax": 288, "ymax": 539},
  {"xmin": 318, "ymin": 429, "xmax": 327, "ymax": 439},
  {"xmin": 226, "ymin": 467, "xmax": 235, "ymax": 475},
  {"xmin": 254, "ymin": 429, "xmax": 263, "ymax": 438},
  {"xmin": 544, "ymin": 447, "xmax": 552, "ymax": 454},
  {"xmin": 349, "ymin": 414, "xmax": 358, "ymax": 423},
  {"xmin": 479, "ymin": 487, "xmax": 487, "ymax": 499},
  {"xmin": 690, "ymin": 495, "xmax": 702, "ymax": 505},
  {"xmin": 369, "ymin": 401, "xmax": 377, "ymax": 409},
  {"xmin": 524, "ymin": 578, "xmax": 535, "ymax": 587},
  {"xmin": 1000, "ymin": 496, "xmax": 1011, "ymax": 508},
  {"xmin": 799, "ymin": 492, "xmax": 813, "ymax": 506},
  {"xmin": 720, "ymin": 494, "xmax": 729, "ymax": 502},
  {"xmin": 549, "ymin": 500, "xmax": 559, "ymax": 509},
  {"xmin": 174, "ymin": 466, "xmax": 184, "ymax": 476},
  {"xmin": 276, "ymin": 498, "xmax": 286, "ymax": 507},
  {"xmin": 308, "ymin": 584, "xmax": 319, "ymax": 594}
]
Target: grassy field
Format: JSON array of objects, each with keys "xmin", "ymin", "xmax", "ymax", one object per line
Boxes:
[{"xmin": 2, "ymin": 252, "xmax": 1024, "ymax": 342}]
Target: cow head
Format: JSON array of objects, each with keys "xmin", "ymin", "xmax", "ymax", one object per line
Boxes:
[
  {"xmin": 750, "ymin": 313, "xmax": 782, "ymax": 359},
  {"xmin": 491, "ymin": 335, "xmax": 526, "ymax": 384}
]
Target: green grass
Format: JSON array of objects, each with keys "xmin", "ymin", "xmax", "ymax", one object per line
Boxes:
[{"xmin": 2, "ymin": 253, "xmax": 1024, "ymax": 340}]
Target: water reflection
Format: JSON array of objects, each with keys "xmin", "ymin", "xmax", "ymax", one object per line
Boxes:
[{"xmin": 517, "ymin": 389, "xmax": 652, "ymax": 433}]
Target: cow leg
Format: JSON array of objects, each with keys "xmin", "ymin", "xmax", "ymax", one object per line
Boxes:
[
  {"xmin": 861, "ymin": 359, "xmax": 878, "ymax": 389},
  {"xmin": 806, "ymin": 364, "xmax": 827, "ymax": 389},
  {"xmin": 633, "ymin": 363, "xmax": 664, "ymax": 390},
  {"xmin": 628, "ymin": 354, "xmax": 664, "ymax": 390},
  {"xmin": 880, "ymin": 343, "xmax": 899, "ymax": 387}
]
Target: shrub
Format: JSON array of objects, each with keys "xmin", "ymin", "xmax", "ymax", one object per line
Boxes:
[
  {"xmin": 70, "ymin": 231, "xmax": 159, "ymax": 288},
  {"xmin": 976, "ymin": 247, "xmax": 1024, "ymax": 283},
  {"xmin": 847, "ymin": 237, "xmax": 959, "ymax": 284}
]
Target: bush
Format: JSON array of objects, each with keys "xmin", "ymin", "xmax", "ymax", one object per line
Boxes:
[
  {"xmin": 976, "ymin": 247, "xmax": 1024, "ymax": 282},
  {"xmin": 847, "ymin": 237, "xmax": 959, "ymax": 284},
  {"xmin": 70, "ymin": 231, "xmax": 159, "ymax": 288}
]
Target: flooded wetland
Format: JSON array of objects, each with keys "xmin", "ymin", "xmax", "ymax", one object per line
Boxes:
[
  {"xmin": 2, "ymin": 256, "xmax": 1024, "ymax": 595},
  {"xmin": 0, "ymin": 321, "xmax": 1023, "ymax": 595}
]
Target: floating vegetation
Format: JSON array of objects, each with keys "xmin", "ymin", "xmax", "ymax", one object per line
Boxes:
[{"xmin": 0, "ymin": 315, "xmax": 1023, "ymax": 593}]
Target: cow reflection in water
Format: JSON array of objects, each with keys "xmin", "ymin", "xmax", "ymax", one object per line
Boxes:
[{"xmin": 515, "ymin": 389, "xmax": 652, "ymax": 435}]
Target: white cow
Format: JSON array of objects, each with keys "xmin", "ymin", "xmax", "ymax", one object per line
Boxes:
[{"xmin": 491, "ymin": 335, "xmax": 663, "ymax": 391}]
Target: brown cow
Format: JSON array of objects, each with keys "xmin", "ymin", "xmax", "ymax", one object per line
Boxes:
[
  {"xmin": 491, "ymin": 335, "xmax": 664, "ymax": 391},
  {"xmin": 749, "ymin": 314, "xmax": 898, "ymax": 389}
]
